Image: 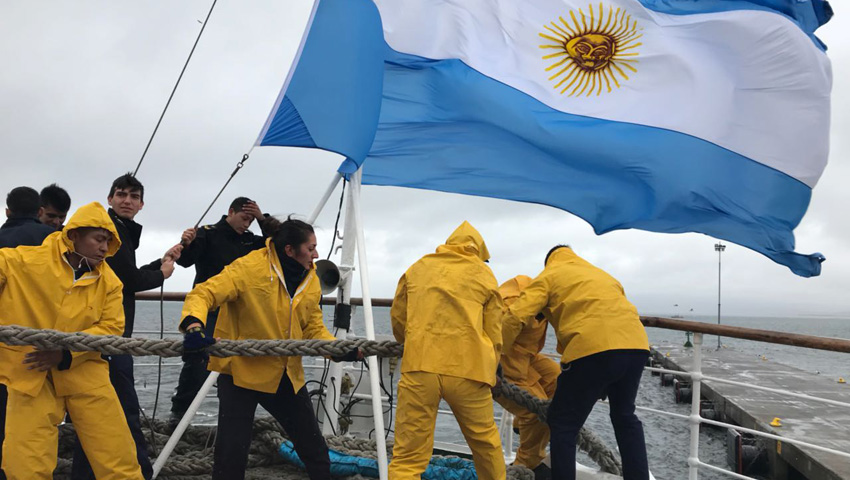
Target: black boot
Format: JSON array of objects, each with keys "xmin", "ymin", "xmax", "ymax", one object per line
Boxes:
[{"xmin": 533, "ymin": 463, "xmax": 552, "ymax": 480}]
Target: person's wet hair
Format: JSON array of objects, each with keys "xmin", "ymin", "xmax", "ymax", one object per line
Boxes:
[
  {"xmin": 229, "ymin": 197, "xmax": 253, "ymax": 213},
  {"xmin": 108, "ymin": 173, "xmax": 144, "ymax": 200},
  {"xmin": 40, "ymin": 184, "xmax": 71, "ymax": 213},
  {"xmin": 6, "ymin": 186, "xmax": 41, "ymax": 217},
  {"xmin": 545, "ymin": 244, "xmax": 570, "ymax": 266},
  {"xmin": 266, "ymin": 215, "xmax": 315, "ymax": 253}
]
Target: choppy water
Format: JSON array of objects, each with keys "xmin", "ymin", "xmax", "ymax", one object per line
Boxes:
[{"xmin": 133, "ymin": 302, "xmax": 850, "ymax": 480}]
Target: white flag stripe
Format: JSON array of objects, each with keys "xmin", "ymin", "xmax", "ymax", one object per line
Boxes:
[{"xmin": 373, "ymin": 0, "xmax": 831, "ymax": 187}]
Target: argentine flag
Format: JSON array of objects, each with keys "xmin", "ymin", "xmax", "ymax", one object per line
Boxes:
[{"xmin": 257, "ymin": 0, "xmax": 833, "ymax": 277}]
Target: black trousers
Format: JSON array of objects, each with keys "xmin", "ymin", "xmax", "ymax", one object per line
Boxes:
[
  {"xmin": 71, "ymin": 355, "xmax": 153, "ymax": 480},
  {"xmin": 548, "ymin": 349, "xmax": 650, "ymax": 480},
  {"xmin": 214, "ymin": 373, "xmax": 331, "ymax": 480},
  {"xmin": 0, "ymin": 383, "xmax": 6, "ymax": 480},
  {"xmin": 171, "ymin": 310, "xmax": 218, "ymax": 417}
]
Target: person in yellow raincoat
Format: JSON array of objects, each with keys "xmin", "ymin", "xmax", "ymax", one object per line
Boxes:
[
  {"xmin": 494, "ymin": 275, "xmax": 559, "ymax": 479},
  {"xmin": 502, "ymin": 245, "xmax": 650, "ymax": 480},
  {"xmin": 389, "ymin": 221, "xmax": 505, "ymax": 480},
  {"xmin": 180, "ymin": 217, "xmax": 354, "ymax": 480},
  {"xmin": 0, "ymin": 202, "xmax": 143, "ymax": 480}
]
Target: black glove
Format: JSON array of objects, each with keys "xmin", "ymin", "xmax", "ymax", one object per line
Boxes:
[
  {"xmin": 182, "ymin": 324, "xmax": 215, "ymax": 363},
  {"xmin": 331, "ymin": 348, "xmax": 361, "ymax": 363}
]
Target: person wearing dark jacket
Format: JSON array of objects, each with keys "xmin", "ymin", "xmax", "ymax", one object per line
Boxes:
[
  {"xmin": 0, "ymin": 186, "xmax": 55, "ymax": 248},
  {"xmin": 0, "ymin": 186, "xmax": 56, "ymax": 480},
  {"xmin": 71, "ymin": 174, "xmax": 181, "ymax": 480},
  {"xmin": 38, "ymin": 183, "xmax": 72, "ymax": 231},
  {"xmin": 170, "ymin": 197, "xmax": 269, "ymax": 419}
]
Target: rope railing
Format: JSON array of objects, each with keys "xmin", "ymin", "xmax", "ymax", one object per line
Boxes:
[
  {"xmin": 134, "ymin": 293, "xmax": 850, "ymax": 353},
  {"xmin": 0, "ymin": 323, "xmax": 623, "ymax": 475}
]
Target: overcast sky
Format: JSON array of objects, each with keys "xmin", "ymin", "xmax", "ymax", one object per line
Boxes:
[{"xmin": 1, "ymin": 1, "xmax": 847, "ymax": 319}]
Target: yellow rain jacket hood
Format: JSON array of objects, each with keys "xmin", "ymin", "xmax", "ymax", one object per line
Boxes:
[
  {"xmin": 181, "ymin": 238, "xmax": 335, "ymax": 394},
  {"xmin": 390, "ymin": 221, "xmax": 503, "ymax": 386},
  {"xmin": 437, "ymin": 221, "xmax": 491, "ymax": 262},
  {"xmin": 0, "ymin": 202, "xmax": 125, "ymax": 397},
  {"xmin": 502, "ymin": 247, "xmax": 648, "ymax": 365}
]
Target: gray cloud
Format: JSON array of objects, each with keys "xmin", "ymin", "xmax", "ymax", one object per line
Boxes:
[{"xmin": 1, "ymin": 1, "xmax": 848, "ymax": 318}]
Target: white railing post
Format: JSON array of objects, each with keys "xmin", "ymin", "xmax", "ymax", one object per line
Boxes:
[
  {"xmin": 152, "ymin": 371, "xmax": 220, "ymax": 478},
  {"xmin": 350, "ymin": 168, "xmax": 389, "ymax": 480},
  {"xmin": 688, "ymin": 333, "xmax": 704, "ymax": 480},
  {"xmin": 498, "ymin": 409, "xmax": 516, "ymax": 464}
]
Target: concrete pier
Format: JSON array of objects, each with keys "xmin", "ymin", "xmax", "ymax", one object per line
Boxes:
[{"xmin": 652, "ymin": 345, "xmax": 850, "ymax": 480}]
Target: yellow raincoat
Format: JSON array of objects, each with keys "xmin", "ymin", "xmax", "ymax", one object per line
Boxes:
[
  {"xmin": 389, "ymin": 221, "xmax": 505, "ymax": 480},
  {"xmin": 502, "ymin": 247, "xmax": 648, "ymax": 365},
  {"xmin": 390, "ymin": 221, "xmax": 502, "ymax": 386},
  {"xmin": 181, "ymin": 237, "xmax": 335, "ymax": 394},
  {"xmin": 0, "ymin": 202, "xmax": 142, "ymax": 479},
  {"xmin": 494, "ymin": 275, "xmax": 560, "ymax": 469}
]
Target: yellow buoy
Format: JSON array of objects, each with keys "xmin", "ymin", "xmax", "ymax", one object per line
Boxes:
[
  {"xmin": 770, "ymin": 417, "xmax": 782, "ymax": 427},
  {"xmin": 761, "ymin": 355, "xmax": 767, "ymax": 361},
  {"xmin": 839, "ymin": 377, "xmax": 846, "ymax": 384},
  {"xmin": 666, "ymin": 352, "xmax": 670, "ymax": 357}
]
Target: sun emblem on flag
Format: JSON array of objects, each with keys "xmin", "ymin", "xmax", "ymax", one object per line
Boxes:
[{"xmin": 539, "ymin": 3, "xmax": 642, "ymax": 97}]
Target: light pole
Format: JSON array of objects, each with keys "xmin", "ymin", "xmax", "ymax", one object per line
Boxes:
[{"xmin": 715, "ymin": 242, "xmax": 726, "ymax": 350}]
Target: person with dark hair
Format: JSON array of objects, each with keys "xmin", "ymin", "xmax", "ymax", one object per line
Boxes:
[
  {"xmin": 502, "ymin": 245, "xmax": 650, "ymax": 480},
  {"xmin": 179, "ymin": 216, "xmax": 356, "ymax": 480},
  {"xmin": 170, "ymin": 197, "xmax": 270, "ymax": 420},
  {"xmin": 71, "ymin": 173, "xmax": 181, "ymax": 480},
  {"xmin": 388, "ymin": 221, "xmax": 505, "ymax": 480},
  {"xmin": 0, "ymin": 202, "xmax": 143, "ymax": 479},
  {"xmin": 38, "ymin": 183, "xmax": 72, "ymax": 230},
  {"xmin": 0, "ymin": 186, "xmax": 55, "ymax": 248},
  {"xmin": 0, "ymin": 186, "xmax": 61, "ymax": 479}
]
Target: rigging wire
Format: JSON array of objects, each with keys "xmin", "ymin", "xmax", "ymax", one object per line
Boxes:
[
  {"xmin": 326, "ymin": 179, "xmax": 346, "ymax": 260},
  {"xmin": 192, "ymin": 153, "xmax": 252, "ymax": 229},
  {"xmin": 132, "ymin": 0, "xmax": 219, "ymax": 177}
]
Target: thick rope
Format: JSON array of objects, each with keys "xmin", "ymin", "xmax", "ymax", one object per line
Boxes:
[
  {"xmin": 0, "ymin": 324, "xmax": 621, "ymax": 475},
  {"xmin": 0, "ymin": 324, "xmax": 403, "ymax": 358},
  {"xmin": 493, "ymin": 378, "xmax": 623, "ymax": 475}
]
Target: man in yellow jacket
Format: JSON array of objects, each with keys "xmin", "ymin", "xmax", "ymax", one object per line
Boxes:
[
  {"xmin": 0, "ymin": 202, "xmax": 143, "ymax": 480},
  {"xmin": 389, "ymin": 221, "xmax": 505, "ymax": 480},
  {"xmin": 502, "ymin": 245, "xmax": 650, "ymax": 480},
  {"xmin": 494, "ymin": 275, "xmax": 559, "ymax": 478}
]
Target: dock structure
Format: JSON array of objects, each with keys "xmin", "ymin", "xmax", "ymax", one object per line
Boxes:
[{"xmin": 652, "ymin": 345, "xmax": 850, "ymax": 480}]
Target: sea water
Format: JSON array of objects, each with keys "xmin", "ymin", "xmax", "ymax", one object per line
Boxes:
[{"xmin": 133, "ymin": 302, "xmax": 850, "ymax": 480}]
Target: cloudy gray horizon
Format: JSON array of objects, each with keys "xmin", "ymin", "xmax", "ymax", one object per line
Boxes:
[{"xmin": 1, "ymin": 1, "xmax": 847, "ymax": 320}]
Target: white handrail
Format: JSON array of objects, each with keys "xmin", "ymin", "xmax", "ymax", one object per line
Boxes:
[
  {"xmin": 697, "ymin": 416, "xmax": 850, "ymax": 459},
  {"xmin": 700, "ymin": 374, "xmax": 850, "ymax": 409},
  {"xmin": 645, "ymin": 366, "xmax": 850, "ymax": 409},
  {"xmin": 688, "ymin": 333, "xmax": 703, "ymax": 480},
  {"xmin": 695, "ymin": 460, "xmax": 757, "ymax": 480}
]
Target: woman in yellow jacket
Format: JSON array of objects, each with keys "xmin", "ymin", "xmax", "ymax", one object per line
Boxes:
[
  {"xmin": 389, "ymin": 221, "xmax": 505, "ymax": 480},
  {"xmin": 180, "ymin": 217, "xmax": 347, "ymax": 480},
  {"xmin": 502, "ymin": 245, "xmax": 650, "ymax": 480},
  {"xmin": 0, "ymin": 202, "xmax": 143, "ymax": 480},
  {"xmin": 494, "ymin": 275, "xmax": 560, "ymax": 477}
]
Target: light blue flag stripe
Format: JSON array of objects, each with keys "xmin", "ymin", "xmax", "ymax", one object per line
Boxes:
[
  {"xmin": 257, "ymin": 0, "xmax": 831, "ymax": 277},
  {"xmin": 257, "ymin": 0, "xmax": 384, "ymax": 162},
  {"xmin": 358, "ymin": 48, "xmax": 824, "ymax": 277},
  {"xmin": 638, "ymin": 0, "xmax": 832, "ymax": 50}
]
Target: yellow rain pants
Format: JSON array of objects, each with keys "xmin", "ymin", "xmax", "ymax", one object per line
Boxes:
[
  {"xmin": 495, "ymin": 353, "xmax": 560, "ymax": 468},
  {"xmin": 3, "ymin": 379, "xmax": 142, "ymax": 480},
  {"xmin": 389, "ymin": 371, "xmax": 506, "ymax": 480}
]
